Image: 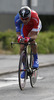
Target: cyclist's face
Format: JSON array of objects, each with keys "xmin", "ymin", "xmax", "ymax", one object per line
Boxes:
[{"xmin": 20, "ymin": 17, "xmax": 30, "ymax": 25}]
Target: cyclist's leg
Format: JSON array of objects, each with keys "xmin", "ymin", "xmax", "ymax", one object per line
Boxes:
[
  {"xmin": 30, "ymin": 20, "xmax": 42, "ymax": 68},
  {"xmin": 30, "ymin": 41, "xmax": 39, "ymax": 68},
  {"xmin": 20, "ymin": 23, "xmax": 25, "ymax": 54}
]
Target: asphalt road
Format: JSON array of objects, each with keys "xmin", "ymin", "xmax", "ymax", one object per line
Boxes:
[
  {"xmin": 0, "ymin": 54, "xmax": 54, "ymax": 75},
  {"xmin": 0, "ymin": 66, "xmax": 54, "ymax": 100}
]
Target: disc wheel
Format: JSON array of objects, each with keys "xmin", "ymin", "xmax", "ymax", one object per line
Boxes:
[
  {"xmin": 30, "ymin": 69, "xmax": 38, "ymax": 87},
  {"xmin": 30, "ymin": 51, "xmax": 38, "ymax": 87}
]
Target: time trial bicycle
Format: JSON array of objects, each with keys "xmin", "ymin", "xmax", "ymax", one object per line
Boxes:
[{"xmin": 11, "ymin": 41, "xmax": 38, "ymax": 90}]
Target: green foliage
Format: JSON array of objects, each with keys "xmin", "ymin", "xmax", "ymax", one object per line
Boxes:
[
  {"xmin": 0, "ymin": 30, "xmax": 16, "ymax": 46},
  {"xmin": 48, "ymin": 24, "xmax": 54, "ymax": 32},
  {"xmin": 36, "ymin": 31, "xmax": 54, "ymax": 54},
  {"xmin": 0, "ymin": 29, "xmax": 20, "ymax": 54},
  {"xmin": 0, "ymin": 29, "xmax": 54, "ymax": 54}
]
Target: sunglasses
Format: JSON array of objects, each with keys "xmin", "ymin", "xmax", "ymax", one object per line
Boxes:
[{"xmin": 20, "ymin": 17, "xmax": 29, "ymax": 20}]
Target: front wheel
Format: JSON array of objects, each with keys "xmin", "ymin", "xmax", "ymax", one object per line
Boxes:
[{"xmin": 18, "ymin": 51, "xmax": 27, "ymax": 90}]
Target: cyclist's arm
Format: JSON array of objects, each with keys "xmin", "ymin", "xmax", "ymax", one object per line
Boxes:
[
  {"xmin": 28, "ymin": 13, "xmax": 39, "ymax": 40},
  {"xmin": 15, "ymin": 14, "xmax": 22, "ymax": 38},
  {"xmin": 15, "ymin": 18, "xmax": 21, "ymax": 38}
]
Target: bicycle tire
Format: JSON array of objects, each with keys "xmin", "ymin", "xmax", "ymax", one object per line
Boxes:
[
  {"xmin": 18, "ymin": 51, "xmax": 27, "ymax": 90},
  {"xmin": 30, "ymin": 50, "xmax": 38, "ymax": 87}
]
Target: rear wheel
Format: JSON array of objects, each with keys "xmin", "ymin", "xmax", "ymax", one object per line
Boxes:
[
  {"xmin": 30, "ymin": 69, "xmax": 38, "ymax": 87},
  {"xmin": 30, "ymin": 50, "xmax": 38, "ymax": 87},
  {"xmin": 18, "ymin": 51, "xmax": 27, "ymax": 90}
]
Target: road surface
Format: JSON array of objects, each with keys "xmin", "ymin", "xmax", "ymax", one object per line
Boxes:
[{"xmin": 0, "ymin": 66, "xmax": 54, "ymax": 100}]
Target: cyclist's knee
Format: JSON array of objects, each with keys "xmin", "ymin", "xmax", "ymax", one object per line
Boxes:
[{"xmin": 30, "ymin": 40, "xmax": 37, "ymax": 47}]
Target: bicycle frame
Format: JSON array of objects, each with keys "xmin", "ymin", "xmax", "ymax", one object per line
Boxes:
[
  {"xmin": 11, "ymin": 41, "xmax": 38, "ymax": 89},
  {"xmin": 11, "ymin": 41, "xmax": 37, "ymax": 70}
]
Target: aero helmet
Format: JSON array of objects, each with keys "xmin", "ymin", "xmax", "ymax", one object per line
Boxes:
[{"xmin": 19, "ymin": 6, "xmax": 31, "ymax": 19}]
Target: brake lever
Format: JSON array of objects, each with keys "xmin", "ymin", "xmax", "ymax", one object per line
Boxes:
[{"xmin": 20, "ymin": 38, "xmax": 25, "ymax": 42}]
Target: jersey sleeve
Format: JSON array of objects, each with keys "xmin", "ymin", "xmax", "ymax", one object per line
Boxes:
[
  {"xmin": 31, "ymin": 12, "xmax": 39, "ymax": 32},
  {"xmin": 15, "ymin": 13, "xmax": 22, "ymax": 32}
]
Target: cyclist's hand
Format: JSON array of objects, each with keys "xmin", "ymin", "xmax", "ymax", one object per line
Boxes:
[
  {"xmin": 24, "ymin": 37, "xmax": 30, "ymax": 43},
  {"xmin": 18, "ymin": 35, "xmax": 23, "ymax": 43}
]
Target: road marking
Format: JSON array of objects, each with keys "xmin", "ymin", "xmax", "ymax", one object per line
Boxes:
[
  {"xmin": 0, "ymin": 77, "xmax": 18, "ymax": 88},
  {"xmin": 0, "ymin": 82, "xmax": 18, "ymax": 88},
  {"xmin": 0, "ymin": 76, "xmax": 43, "ymax": 88},
  {"xmin": 37, "ymin": 76, "xmax": 44, "ymax": 80}
]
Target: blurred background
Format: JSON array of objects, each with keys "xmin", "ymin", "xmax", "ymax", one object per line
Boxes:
[{"xmin": 0, "ymin": 0, "xmax": 54, "ymax": 54}]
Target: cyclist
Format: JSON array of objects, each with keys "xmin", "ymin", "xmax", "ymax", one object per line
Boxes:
[{"xmin": 15, "ymin": 6, "xmax": 42, "ymax": 78}]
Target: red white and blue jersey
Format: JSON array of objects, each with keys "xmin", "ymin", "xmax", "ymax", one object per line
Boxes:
[{"xmin": 15, "ymin": 10, "xmax": 42, "ymax": 37}]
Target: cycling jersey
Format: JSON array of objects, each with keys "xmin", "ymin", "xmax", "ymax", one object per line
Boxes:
[{"xmin": 15, "ymin": 10, "xmax": 42, "ymax": 37}]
